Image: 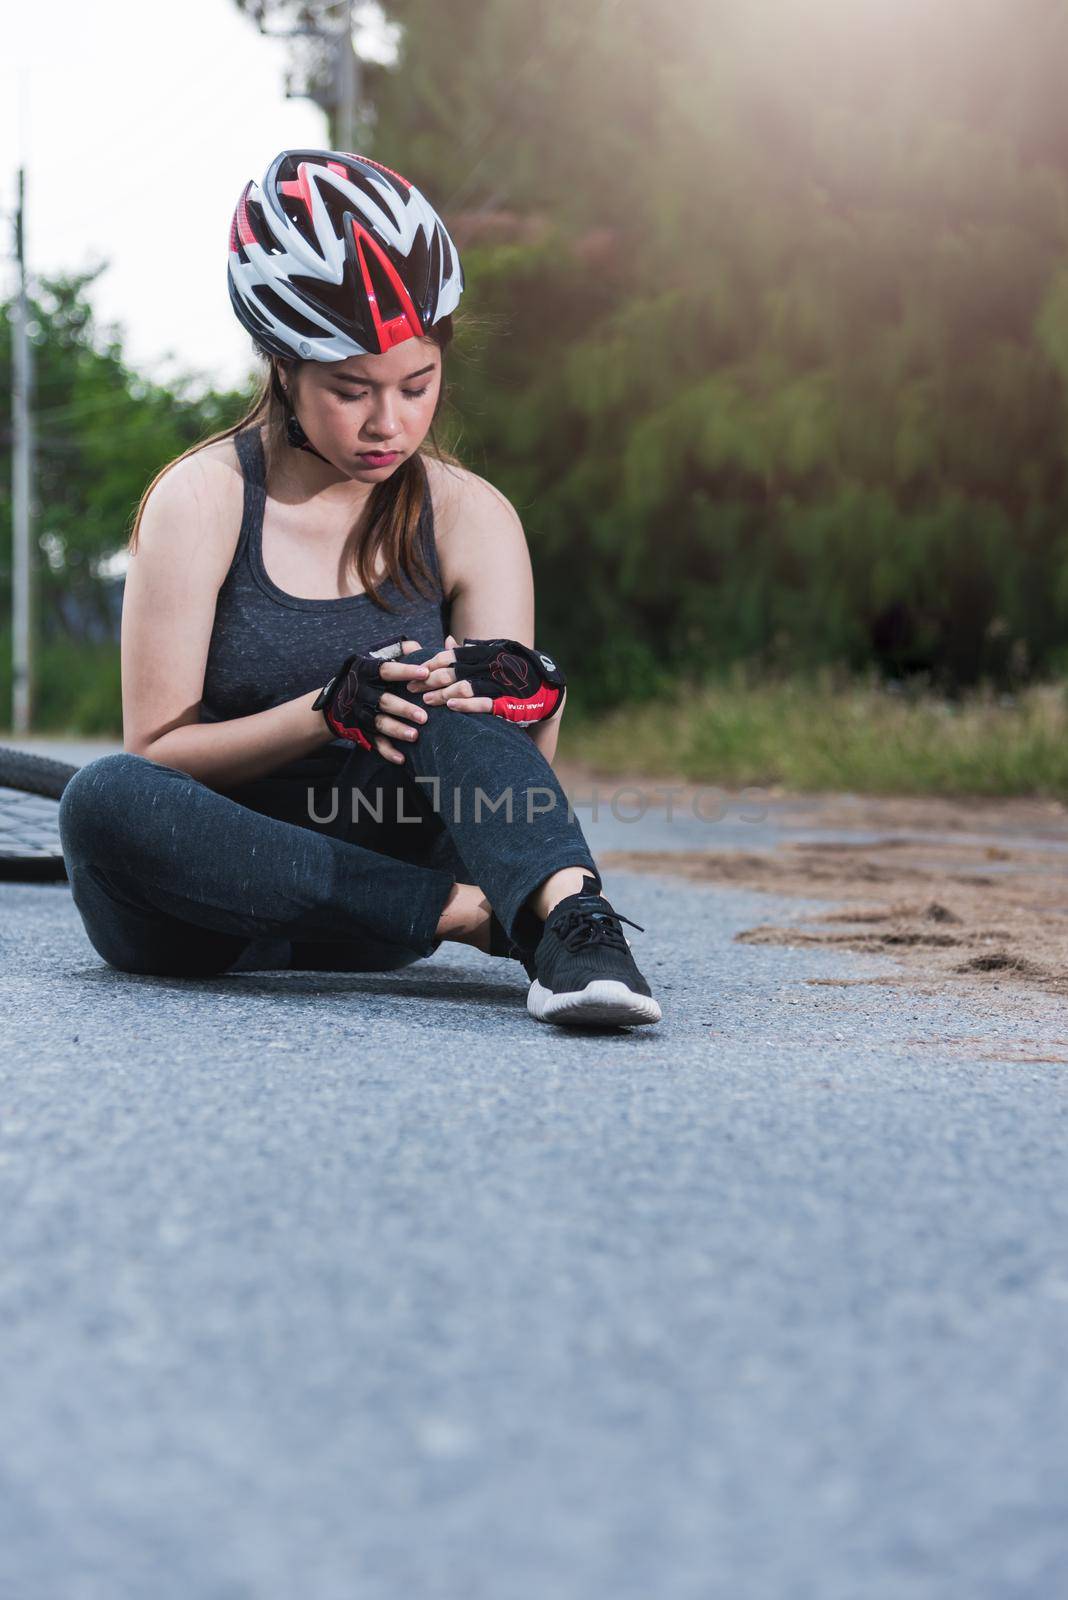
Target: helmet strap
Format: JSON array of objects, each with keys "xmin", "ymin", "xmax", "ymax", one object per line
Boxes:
[{"xmin": 272, "ymin": 360, "xmax": 332, "ymax": 465}]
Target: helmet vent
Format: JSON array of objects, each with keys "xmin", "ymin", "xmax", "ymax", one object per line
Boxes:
[
  {"xmin": 245, "ymin": 196, "xmax": 281, "ymax": 254},
  {"xmin": 353, "ymin": 156, "xmax": 411, "ymax": 203},
  {"xmin": 316, "ymin": 168, "xmax": 402, "ymax": 237},
  {"xmin": 282, "ymin": 201, "xmax": 321, "ymax": 253},
  {"xmin": 250, "ymin": 285, "xmax": 325, "ymax": 338},
  {"xmin": 359, "ymin": 245, "xmax": 407, "ymax": 323}
]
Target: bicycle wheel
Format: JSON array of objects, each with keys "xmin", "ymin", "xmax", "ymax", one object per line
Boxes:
[{"xmin": 0, "ymin": 746, "xmax": 79, "ymax": 882}]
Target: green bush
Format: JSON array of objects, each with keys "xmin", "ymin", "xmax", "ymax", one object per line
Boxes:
[{"xmin": 0, "ymin": 630, "xmax": 121, "ymax": 736}]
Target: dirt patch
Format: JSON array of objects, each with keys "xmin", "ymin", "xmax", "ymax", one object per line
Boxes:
[{"xmin": 582, "ymin": 782, "xmax": 1068, "ymax": 997}]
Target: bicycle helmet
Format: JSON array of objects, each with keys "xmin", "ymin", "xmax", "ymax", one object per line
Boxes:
[{"xmin": 227, "ymin": 149, "xmax": 464, "ymax": 362}]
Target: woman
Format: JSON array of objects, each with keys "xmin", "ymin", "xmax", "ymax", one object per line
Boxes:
[{"xmin": 58, "ymin": 148, "xmax": 662, "ymax": 1028}]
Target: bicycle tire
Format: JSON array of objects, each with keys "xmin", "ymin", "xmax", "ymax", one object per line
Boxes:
[
  {"xmin": 0, "ymin": 745, "xmax": 80, "ymax": 881},
  {"xmin": 0, "ymin": 746, "xmax": 78, "ymax": 799}
]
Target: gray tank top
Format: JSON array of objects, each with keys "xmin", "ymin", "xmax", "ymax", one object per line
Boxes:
[
  {"xmin": 196, "ymin": 425, "xmax": 454, "ymax": 834},
  {"xmin": 200, "ymin": 425, "xmax": 451, "ymax": 729}
]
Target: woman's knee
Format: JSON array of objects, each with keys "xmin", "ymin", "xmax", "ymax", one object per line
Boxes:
[{"xmin": 58, "ymin": 752, "xmax": 167, "ymax": 864}]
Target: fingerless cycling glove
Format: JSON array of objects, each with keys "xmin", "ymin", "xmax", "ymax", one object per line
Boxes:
[
  {"xmin": 312, "ymin": 634, "xmax": 412, "ymax": 748},
  {"xmin": 450, "ymin": 639, "xmax": 566, "ymax": 726}
]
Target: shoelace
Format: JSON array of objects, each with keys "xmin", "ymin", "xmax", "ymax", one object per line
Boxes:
[{"xmin": 553, "ymin": 901, "xmax": 645, "ymax": 954}]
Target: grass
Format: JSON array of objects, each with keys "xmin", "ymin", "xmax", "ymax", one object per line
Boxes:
[{"xmin": 559, "ymin": 674, "xmax": 1068, "ymax": 798}]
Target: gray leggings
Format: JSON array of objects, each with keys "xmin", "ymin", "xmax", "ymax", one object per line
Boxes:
[{"xmin": 57, "ymin": 651, "xmax": 600, "ymax": 978}]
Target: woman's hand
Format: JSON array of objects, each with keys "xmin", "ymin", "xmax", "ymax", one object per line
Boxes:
[
  {"xmin": 315, "ymin": 638, "xmax": 433, "ymax": 764},
  {"xmin": 421, "ymin": 635, "xmax": 566, "ymax": 726},
  {"xmin": 419, "ymin": 635, "xmax": 495, "ymax": 714},
  {"xmin": 371, "ymin": 639, "xmax": 436, "ymax": 762}
]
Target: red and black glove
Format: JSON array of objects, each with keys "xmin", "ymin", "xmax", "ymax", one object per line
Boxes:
[
  {"xmin": 312, "ymin": 634, "xmax": 412, "ymax": 749},
  {"xmin": 450, "ymin": 638, "xmax": 566, "ymax": 726}
]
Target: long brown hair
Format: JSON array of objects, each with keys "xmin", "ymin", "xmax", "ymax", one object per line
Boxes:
[{"xmin": 126, "ymin": 316, "xmax": 466, "ymax": 612}]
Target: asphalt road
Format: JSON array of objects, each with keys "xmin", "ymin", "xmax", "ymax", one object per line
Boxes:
[{"xmin": 1, "ymin": 739, "xmax": 1067, "ymax": 1598}]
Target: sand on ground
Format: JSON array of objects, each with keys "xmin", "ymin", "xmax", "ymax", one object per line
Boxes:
[{"xmin": 555, "ymin": 760, "xmax": 1068, "ymax": 1002}]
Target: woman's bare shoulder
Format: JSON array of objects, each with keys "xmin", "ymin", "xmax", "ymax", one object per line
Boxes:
[
  {"xmin": 156, "ymin": 431, "xmax": 246, "ymax": 499},
  {"xmin": 422, "ymin": 453, "xmax": 523, "ymax": 538},
  {"xmin": 136, "ymin": 432, "xmax": 248, "ymax": 584},
  {"xmin": 421, "ymin": 454, "xmax": 530, "ymax": 611},
  {"xmin": 143, "ymin": 432, "xmax": 243, "ymax": 502},
  {"xmin": 194, "ymin": 431, "xmax": 245, "ymax": 467}
]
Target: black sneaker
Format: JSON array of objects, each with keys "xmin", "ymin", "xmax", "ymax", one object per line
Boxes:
[{"xmin": 526, "ymin": 879, "xmax": 662, "ymax": 1028}]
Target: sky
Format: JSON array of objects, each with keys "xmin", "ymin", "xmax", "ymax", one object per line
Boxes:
[{"xmin": 1, "ymin": 0, "xmax": 396, "ymax": 395}]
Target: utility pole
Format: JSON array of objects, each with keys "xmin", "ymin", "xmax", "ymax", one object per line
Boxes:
[
  {"xmin": 253, "ymin": 1, "xmax": 362, "ymax": 152},
  {"xmin": 10, "ymin": 166, "xmax": 34, "ymax": 735},
  {"xmin": 336, "ymin": 0, "xmax": 359, "ymax": 153}
]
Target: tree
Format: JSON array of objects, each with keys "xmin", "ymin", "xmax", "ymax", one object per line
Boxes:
[
  {"xmin": 229, "ymin": 0, "xmax": 1068, "ymax": 697},
  {"xmin": 1, "ymin": 269, "xmax": 252, "ymax": 727}
]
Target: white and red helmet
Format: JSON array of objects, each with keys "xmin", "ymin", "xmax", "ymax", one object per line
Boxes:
[{"xmin": 227, "ymin": 149, "xmax": 465, "ymax": 361}]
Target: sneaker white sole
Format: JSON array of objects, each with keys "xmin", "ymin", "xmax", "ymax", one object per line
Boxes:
[{"xmin": 527, "ymin": 978, "xmax": 663, "ymax": 1028}]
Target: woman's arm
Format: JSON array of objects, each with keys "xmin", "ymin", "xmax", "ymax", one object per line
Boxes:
[
  {"xmin": 527, "ymin": 686, "xmax": 566, "ymax": 765},
  {"xmin": 432, "ymin": 466, "xmax": 568, "ymax": 766},
  {"xmin": 121, "ymin": 450, "xmax": 334, "ymax": 790}
]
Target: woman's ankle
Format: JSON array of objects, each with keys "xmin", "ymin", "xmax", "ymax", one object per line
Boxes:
[
  {"xmin": 435, "ymin": 883, "xmax": 492, "ymax": 949},
  {"xmin": 526, "ymin": 867, "xmax": 600, "ymax": 923}
]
